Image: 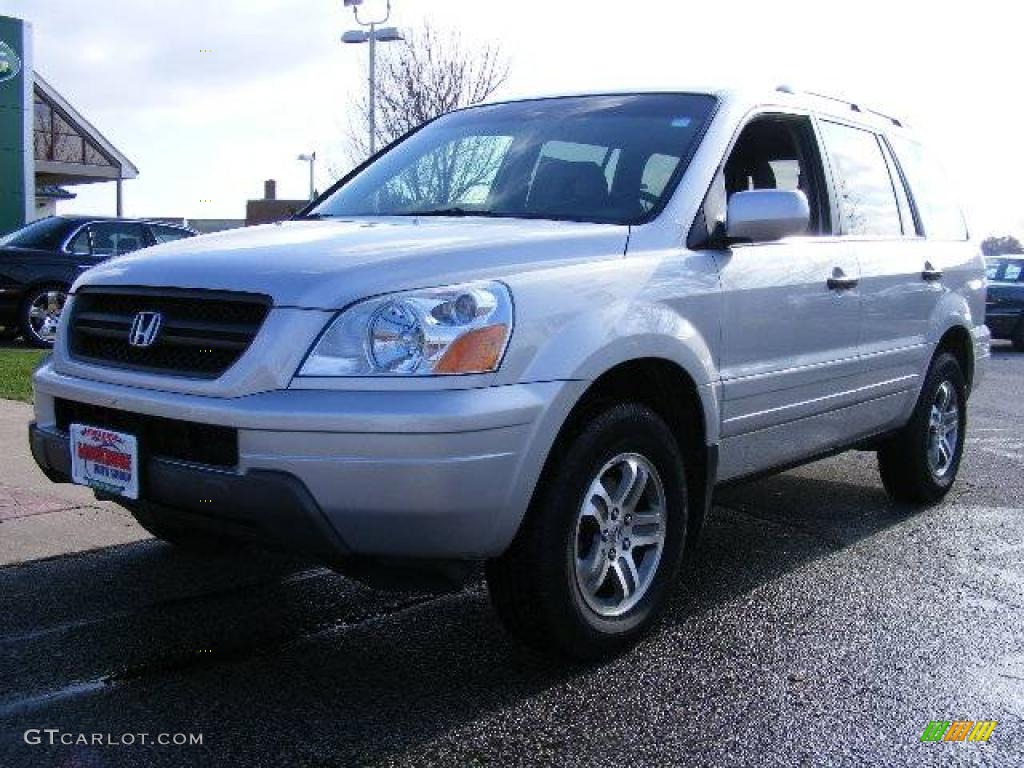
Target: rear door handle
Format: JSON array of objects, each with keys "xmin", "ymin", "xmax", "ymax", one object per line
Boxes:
[
  {"xmin": 922, "ymin": 261, "xmax": 944, "ymax": 282},
  {"xmin": 827, "ymin": 267, "xmax": 859, "ymax": 291}
]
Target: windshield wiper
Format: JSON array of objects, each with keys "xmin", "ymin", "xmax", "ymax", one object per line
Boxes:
[
  {"xmin": 401, "ymin": 207, "xmax": 500, "ymax": 217},
  {"xmin": 292, "ymin": 212, "xmax": 334, "ymax": 220}
]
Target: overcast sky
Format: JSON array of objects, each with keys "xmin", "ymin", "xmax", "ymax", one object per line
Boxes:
[{"xmin": 1, "ymin": 0, "xmax": 1020, "ymax": 238}]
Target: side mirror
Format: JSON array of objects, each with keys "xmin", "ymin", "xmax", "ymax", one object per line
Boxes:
[{"xmin": 726, "ymin": 189, "xmax": 810, "ymax": 243}]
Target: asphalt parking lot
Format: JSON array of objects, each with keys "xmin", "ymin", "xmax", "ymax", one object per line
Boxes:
[{"xmin": 1, "ymin": 345, "xmax": 1021, "ymax": 767}]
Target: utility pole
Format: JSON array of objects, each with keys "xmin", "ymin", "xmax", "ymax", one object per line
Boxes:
[
  {"xmin": 341, "ymin": 0, "xmax": 403, "ymax": 156},
  {"xmin": 297, "ymin": 152, "xmax": 316, "ymax": 200}
]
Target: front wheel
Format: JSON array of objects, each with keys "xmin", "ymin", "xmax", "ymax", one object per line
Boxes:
[
  {"xmin": 486, "ymin": 403, "xmax": 688, "ymax": 660},
  {"xmin": 20, "ymin": 285, "xmax": 68, "ymax": 348},
  {"xmin": 878, "ymin": 352, "xmax": 967, "ymax": 504}
]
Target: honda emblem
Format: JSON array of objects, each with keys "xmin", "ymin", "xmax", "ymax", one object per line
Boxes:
[{"xmin": 128, "ymin": 311, "xmax": 162, "ymax": 348}]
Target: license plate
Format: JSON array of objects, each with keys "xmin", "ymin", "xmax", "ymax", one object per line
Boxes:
[{"xmin": 70, "ymin": 424, "xmax": 139, "ymax": 500}]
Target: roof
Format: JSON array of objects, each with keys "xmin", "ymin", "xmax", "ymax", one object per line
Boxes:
[
  {"xmin": 45, "ymin": 215, "xmax": 193, "ymax": 230},
  {"xmin": 33, "ymin": 72, "xmax": 138, "ymax": 180},
  {"xmin": 476, "ymin": 84, "xmax": 910, "ymax": 133},
  {"xmin": 35, "ymin": 185, "xmax": 76, "ymax": 200}
]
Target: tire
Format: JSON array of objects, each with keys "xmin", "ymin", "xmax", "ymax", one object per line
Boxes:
[
  {"xmin": 877, "ymin": 352, "xmax": 967, "ymax": 504},
  {"xmin": 129, "ymin": 504, "xmax": 234, "ymax": 552},
  {"xmin": 486, "ymin": 402, "xmax": 689, "ymax": 660},
  {"xmin": 19, "ymin": 284, "xmax": 69, "ymax": 349}
]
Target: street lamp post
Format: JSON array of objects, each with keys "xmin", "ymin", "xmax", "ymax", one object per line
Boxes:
[
  {"xmin": 341, "ymin": 0, "xmax": 404, "ymax": 155},
  {"xmin": 297, "ymin": 152, "xmax": 316, "ymax": 200}
]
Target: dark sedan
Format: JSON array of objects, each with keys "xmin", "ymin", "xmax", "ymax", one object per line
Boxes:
[
  {"xmin": 0, "ymin": 216, "xmax": 196, "ymax": 347},
  {"xmin": 985, "ymin": 257, "xmax": 1024, "ymax": 351}
]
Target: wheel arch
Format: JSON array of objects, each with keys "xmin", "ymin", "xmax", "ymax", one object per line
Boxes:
[
  {"xmin": 934, "ymin": 323, "xmax": 974, "ymax": 395},
  {"xmin": 518, "ymin": 357, "xmax": 716, "ymax": 552},
  {"xmin": 19, "ymin": 278, "xmax": 72, "ymax": 307}
]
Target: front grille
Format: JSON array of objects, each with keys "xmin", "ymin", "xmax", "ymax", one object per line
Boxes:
[
  {"xmin": 55, "ymin": 399, "xmax": 238, "ymax": 469},
  {"xmin": 68, "ymin": 288, "xmax": 271, "ymax": 378}
]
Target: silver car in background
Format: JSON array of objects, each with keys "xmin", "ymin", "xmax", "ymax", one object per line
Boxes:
[{"xmin": 29, "ymin": 86, "xmax": 988, "ymax": 659}]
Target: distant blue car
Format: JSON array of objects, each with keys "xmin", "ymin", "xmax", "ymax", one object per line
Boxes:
[{"xmin": 985, "ymin": 257, "xmax": 1024, "ymax": 351}]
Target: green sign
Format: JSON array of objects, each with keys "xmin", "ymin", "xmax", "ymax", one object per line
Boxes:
[
  {"xmin": 0, "ymin": 39, "xmax": 21, "ymax": 83},
  {"xmin": 0, "ymin": 15, "xmax": 31, "ymax": 236}
]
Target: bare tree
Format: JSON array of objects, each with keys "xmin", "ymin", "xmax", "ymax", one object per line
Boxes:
[
  {"xmin": 338, "ymin": 25, "xmax": 510, "ymax": 211},
  {"xmin": 982, "ymin": 235, "xmax": 1024, "ymax": 256},
  {"xmin": 348, "ymin": 24, "xmax": 509, "ymax": 158}
]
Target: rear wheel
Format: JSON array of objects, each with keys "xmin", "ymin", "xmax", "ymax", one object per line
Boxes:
[
  {"xmin": 486, "ymin": 403, "xmax": 688, "ymax": 660},
  {"xmin": 877, "ymin": 352, "xmax": 966, "ymax": 504},
  {"xmin": 19, "ymin": 284, "xmax": 68, "ymax": 348}
]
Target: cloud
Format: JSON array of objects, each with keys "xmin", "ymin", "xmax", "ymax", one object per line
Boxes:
[
  {"xmin": 19, "ymin": 0, "xmax": 337, "ymax": 108},
  {"xmin": 1, "ymin": 0, "xmax": 1020, "ymax": 236}
]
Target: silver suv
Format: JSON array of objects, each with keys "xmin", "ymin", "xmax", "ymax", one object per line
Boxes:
[{"xmin": 29, "ymin": 87, "xmax": 989, "ymax": 659}]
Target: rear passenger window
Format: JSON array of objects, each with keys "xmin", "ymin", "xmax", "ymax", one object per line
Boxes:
[
  {"xmin": 819, "ymin": 121, "xmax": 902, "ymax": 237},
  {"xmin": 889, "ymin": 137, "xmax": 968, "ymax": 241}
]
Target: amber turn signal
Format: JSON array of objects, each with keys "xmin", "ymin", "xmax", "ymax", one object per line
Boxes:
[{"xmin": 434, "ymin": 324, "xmax": 509, "ymax": 374}]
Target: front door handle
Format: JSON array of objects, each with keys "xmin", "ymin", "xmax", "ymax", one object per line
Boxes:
[
  {"xmin": 827, "ymin": 267, "xmax": 859, "ymax": 291},
  {"xmin": 922, "ymin": 261, "xmax": 944, "ymax": 282}
]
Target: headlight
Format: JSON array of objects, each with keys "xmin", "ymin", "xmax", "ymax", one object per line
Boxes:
[{"xmin": 299, "ymin": 281, "xmax": 513, "ymax": 377}]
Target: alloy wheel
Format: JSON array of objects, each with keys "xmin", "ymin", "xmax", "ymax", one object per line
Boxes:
[
  {"xmin": 573, "ymin": 452, "xmax": 667, "ymax": 618},
  {"xmin": 27, "ymin": 289, "xmax": 67, "ymax": 345},
  {"xmin": 927, "ymin": 380, "xmax": 960, "ymax": 478}
]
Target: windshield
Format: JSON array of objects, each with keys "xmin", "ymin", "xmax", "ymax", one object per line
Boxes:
[
  {"xmin": 0, "ymin": 217, "xmax": 75, "ymax": 250},
  {"xmin": 311, "ymin": 93, "xmax": 717, "ymax": 225}
]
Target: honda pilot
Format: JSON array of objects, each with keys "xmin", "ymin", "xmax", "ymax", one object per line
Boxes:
[{"xmin": 29, "ymin": 87, "xmax": 989, "ymax": 659}]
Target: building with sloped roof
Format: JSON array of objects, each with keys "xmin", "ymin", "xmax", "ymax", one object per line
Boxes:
[{"xmin": 1, "ymin": 15, "xmax": 137, "ymax": 235}]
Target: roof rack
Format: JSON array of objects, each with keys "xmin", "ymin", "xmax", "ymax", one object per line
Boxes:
[{"xmin": 775, "ymin": 84, "xmax": 904, "ymax": 128}]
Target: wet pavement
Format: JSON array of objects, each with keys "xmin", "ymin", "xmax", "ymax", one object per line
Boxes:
[{"xmin": 1, "ymin": 344, "xmax": 1022, "ymax": 767}]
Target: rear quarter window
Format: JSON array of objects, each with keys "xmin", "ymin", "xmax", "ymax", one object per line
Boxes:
[{"xmin": 889, "ymin": 136, "xmax": 968, "ymax": 241}]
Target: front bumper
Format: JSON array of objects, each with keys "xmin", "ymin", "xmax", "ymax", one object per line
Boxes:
[
  {"xmin": 29, "ymin": 424, "xmax": 349, "ymax": 563},
  {"xmin": 31, "ymin": 362, "xmax": 584, "ymax": 561}
]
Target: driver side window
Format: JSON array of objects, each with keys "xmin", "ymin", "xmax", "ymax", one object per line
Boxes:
[{"xmin": 691, "ymin": 114, "xmax": 830, "ymax": 246}]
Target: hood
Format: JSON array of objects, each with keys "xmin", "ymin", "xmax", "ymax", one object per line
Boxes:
[
  {"xmin": 0, "ymin": 245, "xmax": 53, "ymax": 260},
  {"xmin": 75, "ymin": 217, "xmax": 629, "ymax": 309}
]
